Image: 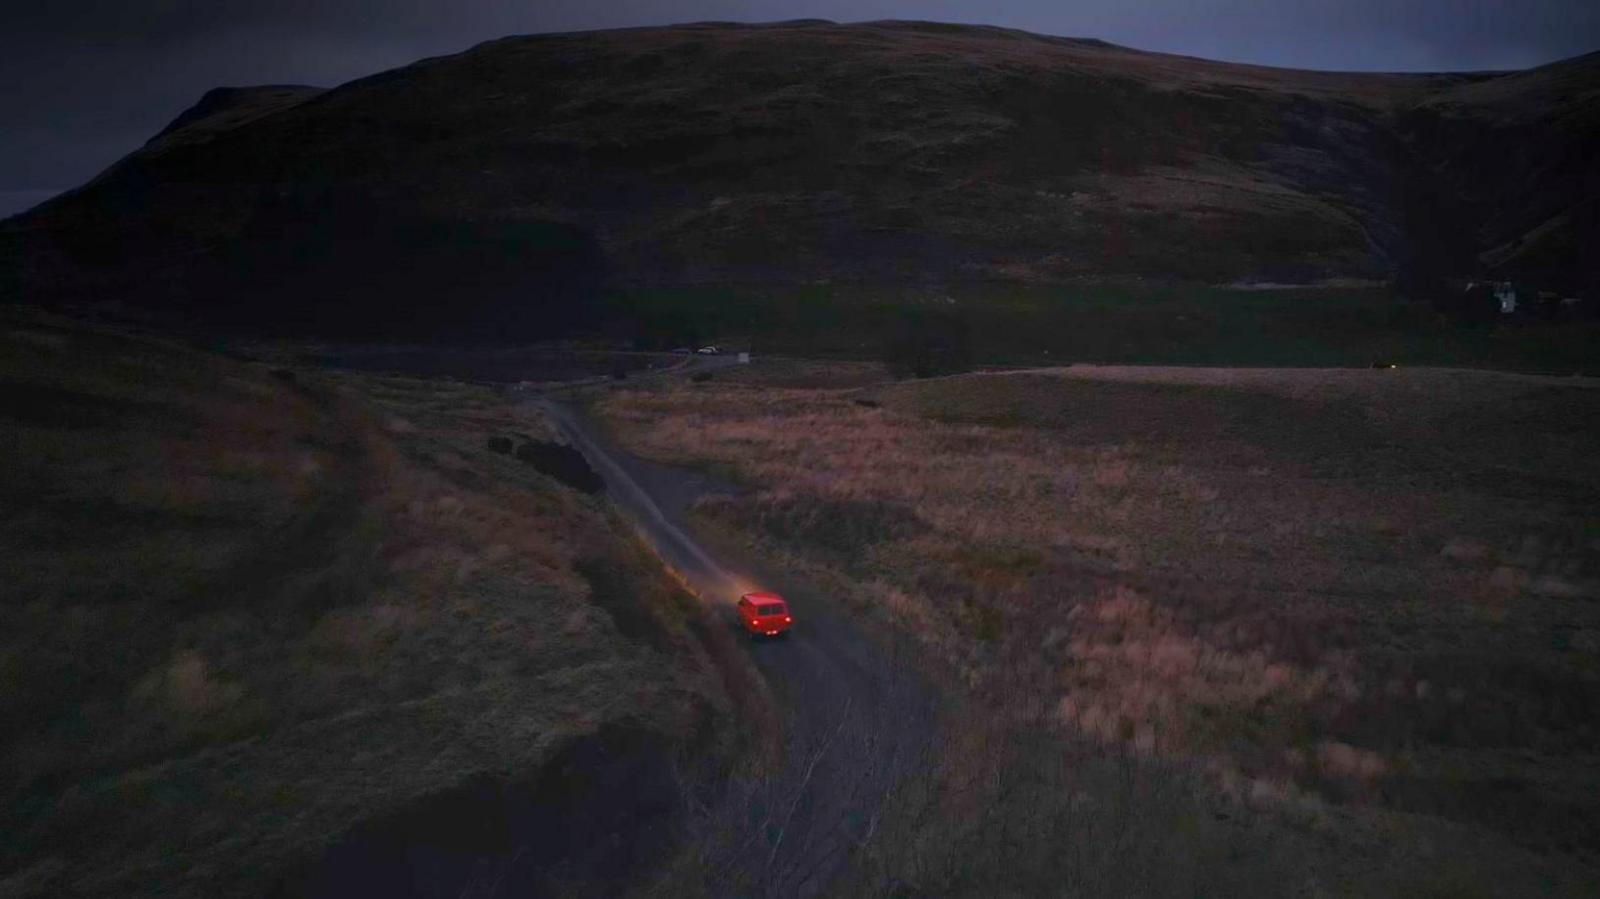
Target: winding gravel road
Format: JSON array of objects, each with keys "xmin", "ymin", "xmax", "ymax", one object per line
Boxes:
[{"xmin": 539, "ymin": 382, "xmax": 937, "ymax": 897}]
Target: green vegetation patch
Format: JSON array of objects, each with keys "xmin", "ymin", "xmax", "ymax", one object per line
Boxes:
[{"xmin": 601, "ymin": 281, "xmax": 1597, "ymax": 372}]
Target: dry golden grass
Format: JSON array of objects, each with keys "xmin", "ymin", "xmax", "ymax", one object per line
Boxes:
[
  {"xmin": 599, "ymin": 363, "xmax": 1600, "ymax": 892},
  {"xmin": 0, "ymin": 315, "xmax": 743, "ymax": 897}
]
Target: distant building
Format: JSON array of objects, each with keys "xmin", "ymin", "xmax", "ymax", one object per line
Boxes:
[{"xmin": 1494, "ymin": 282, "xmax": 1517, "ymax": 314}]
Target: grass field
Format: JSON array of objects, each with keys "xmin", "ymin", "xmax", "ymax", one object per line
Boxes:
[
  {"xmin": 603, "ymin": 282, "xmax": 1597, "ymax": 372},
  {"xmin": 0, "ymin": 312, "xmax": 751, "ymax": 897},
  {"xmin": 598, "ymin": 359, "xmax": 1600, "ymax": 894}
]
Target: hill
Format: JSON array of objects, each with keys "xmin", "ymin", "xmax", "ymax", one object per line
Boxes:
[
  {"xmin": 0, "ymin": 310, "xmax": 751, "ymax": 896},
  {"xmin": 141, "ymin": 85, "xmax": 326, "ymax": 154},
  {"xmin": 1, "ymin": 20, "xmax": 1596, "ymax": 339}
]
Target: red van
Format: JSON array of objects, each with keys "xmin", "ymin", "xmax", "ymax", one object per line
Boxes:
[{"xmin": 738, "ymin": 591, "xmax": 793, "ymax": 637}]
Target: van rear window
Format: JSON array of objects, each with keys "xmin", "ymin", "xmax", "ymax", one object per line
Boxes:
[{"xmin": 757, "ymin": 604, "xmax": 785, "ymax": 616}]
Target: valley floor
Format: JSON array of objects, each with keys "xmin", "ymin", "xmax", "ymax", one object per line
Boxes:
[
  {"xmin": 6, "ymin": 314, "xmax": 1596, "ymax": 896},
  {"xmin": 596, "ymin": 357, "xmax": 1600, "ymax": 896}
]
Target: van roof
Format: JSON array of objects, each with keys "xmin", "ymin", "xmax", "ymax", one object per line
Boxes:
[{"xmin": 742, "ymin": 591, "xmax": 785, "ymax": 604}]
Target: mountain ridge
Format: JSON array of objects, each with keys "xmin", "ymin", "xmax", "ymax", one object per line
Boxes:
[{"xmin": 2, "ymin": 19, "xmax": 1595, "ymax": 338}]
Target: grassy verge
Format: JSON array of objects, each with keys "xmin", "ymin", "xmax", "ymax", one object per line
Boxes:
[
  {"xmin": 0, "ymin": 311, "xmax": 754, "ymax": 897},
  {"xmin": 597, "ymin": 360, "xmax": 1600, "ymax": 894}
]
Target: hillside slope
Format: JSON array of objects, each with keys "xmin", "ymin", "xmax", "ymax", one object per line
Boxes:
[
  {"xmin": 1, "ymin": 20, "xmax": 1595, "ymax": 338},
  {"xmin": 0, "ymin": 310, "xmax": 746, "ymax": 896},
  {"xmin": 1397, "ymin": 51, "xmax": 1600, "ymax": 291},
  {"xmin": 141, "ymin": 85, "xmax": 325, "ymax": 155}
]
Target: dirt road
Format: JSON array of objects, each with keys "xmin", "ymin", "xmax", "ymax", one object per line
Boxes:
[{"xmin": 540, "ymin": 396, "xmax": 937, "ymax": 897}]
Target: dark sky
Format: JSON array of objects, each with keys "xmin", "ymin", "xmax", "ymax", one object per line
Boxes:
[{"xmin": 4, "ymin": 0, "xmax": 1598, "ymax": 217}]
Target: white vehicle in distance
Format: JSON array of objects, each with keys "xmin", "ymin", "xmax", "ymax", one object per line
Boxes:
[{"xmin": 696, "ymin": 345, "xmax": 721, "ymax": 355}]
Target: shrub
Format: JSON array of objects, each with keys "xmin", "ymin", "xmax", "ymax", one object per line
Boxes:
[
  {"xmin": 699, "ymin": 493, "xmax": 928, "ymax": 562},
  {"xmin": 515, "ymin": 441, "xmax": 603, "ymax": 493}
]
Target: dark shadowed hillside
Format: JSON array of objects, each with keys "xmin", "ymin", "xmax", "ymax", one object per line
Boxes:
[
  {"xmin": 1396, "ymin": 51, "xmax": 1600, "ymax": 295},
  {"xmin": 142, "ymin": 85, "xmax": 326, "ymax": 153},
  {"xmin": 1, "ymin": 20, "xmax": 1596, "ymax": 339}
]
